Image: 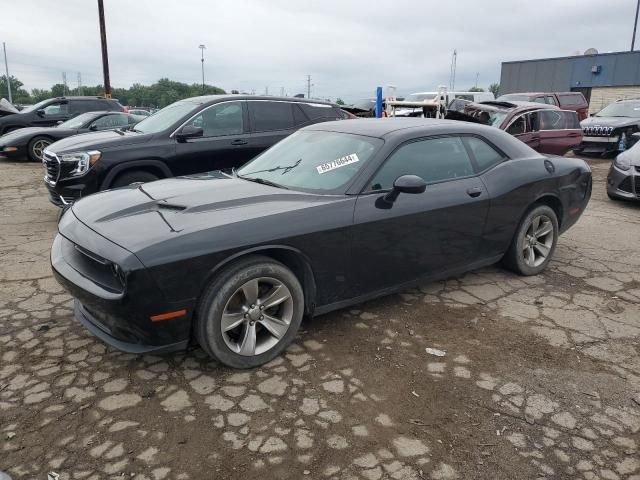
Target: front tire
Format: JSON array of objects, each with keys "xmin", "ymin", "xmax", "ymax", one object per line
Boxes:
[
  {"xmin": 503, "ymin": 205, "xmax": 558, "ymax": 276},
  {"xmin": 195, "ymin": 255, "xmax": 304, "ymax": 368},
  {"xmin": 27, "ymin": 136, "xmax": 52, "ymax": 162}
]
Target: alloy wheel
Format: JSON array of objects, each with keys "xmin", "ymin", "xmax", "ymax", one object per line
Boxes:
[
  {"xmin": 32, "ymin": 139, "xmax": 51, "ymax": 161},
  {"xmin": 521, "ymin": 214, "xmax": 554, "ymax": 268},
  {"xmin": 220, "ymin": 277, "xmax": 294, "ymax": 356}
]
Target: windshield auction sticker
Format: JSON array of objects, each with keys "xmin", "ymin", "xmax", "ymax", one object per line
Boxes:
[{"xmin": 316, "ymin": 153, "xmax": 359, "ymax": 174}]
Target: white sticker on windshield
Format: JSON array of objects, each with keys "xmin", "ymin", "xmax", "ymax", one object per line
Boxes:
[{"xmin": 316, "ymin": 153, "xmax": 360, "ymax": 174}]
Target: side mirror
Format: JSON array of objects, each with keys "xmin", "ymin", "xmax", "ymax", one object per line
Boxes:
[
  {"xmin": 56, "ymin": 120, "xmax": 64, "ymax": 125},
  {"xmin": 383, "ymin": 175, "xmax": 427, "ymax": 203},
  {"xmin": 176, "ymin": 125, "xmax": 204, "ymax": 142},
  {"xmin": 36, "ymin": 109, "xmax": 45, "ymax": 117},
  {"xmin": 89, "ymin": 124, "xmax": 98, "ymax": 131},
  {"xmin": 590, "ymin": 113, "xmax": 596, "ymax": 117},
  {"xmin": 632, "ymin": 132, "xmax": 640, "ymax": 140}
]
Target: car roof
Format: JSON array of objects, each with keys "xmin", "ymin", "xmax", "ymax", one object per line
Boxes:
[
  {"xmin": 182, "ymin": 95, "xmax": 336, "ymax": 106},
  {"xmin": 478, "ymin": 100, "xmax": 559, "ymax": 111},
  {"xmin": 304, "ymin": 117, "xmax": 499, "ymax": 138}
]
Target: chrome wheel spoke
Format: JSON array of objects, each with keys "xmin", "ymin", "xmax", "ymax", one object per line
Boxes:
[
  {"xmin": 260, "ymin": 314, "xmax": 289, "ymax": 340},
  {"xmin": 531, "ymin": 216, "xmax": 540, "ymax": 234},
  {"xmin": 220, "ymin": 311, "xmax": 245, "ymax": 332},
  {"xmin": 533, "ymin": 242, "xmax": 550, "ymax": 257},
  {"xmin": 238, "ymin": 323, "xmax": 257, "ymax": 356},
  {"xmin": 260, "ymin": 285, "xmax": 290, "ymax": 309},
  {"xmin": 242, "ymin": 279, "xmax": 259, "ymax": 305},
  {"xmin": 535, "ymin": 221, "xmax": 552, "ymax": 238},
  {"xmin": 526, "ymin": 246, "xmax": 535, "ymax": 265}
]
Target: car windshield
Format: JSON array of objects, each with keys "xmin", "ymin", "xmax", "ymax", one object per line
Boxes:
[
  {"xmin": 498, "ymin": 94, "xmax": 530, "ymax": 101},
  {"xmin": 132, "ymin": 100, "xmax": 198, "ymax": 133},
  {"xmin": 19, "ymin": 99, "xmax": 52, "ymax": 114},
  {"xmin": 58, "ymin": 113, "xmax": 96, "ymax": 129},
  {"xmin": 459, "ymin": 104, "xmax": 508, "ymax": 127},
  {"xmin": 237, "ymin": 130, "xmax": 382, "ymax": 193},
  {"xmin": 595, "ymin": 102, "xmax": 640, "ymax": 118}
]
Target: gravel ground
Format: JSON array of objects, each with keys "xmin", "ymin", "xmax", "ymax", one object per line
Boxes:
[{"xmin": 0, "ymin": 157, "xmax": 639, "ymax": 480}]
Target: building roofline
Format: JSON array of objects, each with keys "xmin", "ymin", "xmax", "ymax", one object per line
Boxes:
[{"xmin": 501, "ymin": 50, "xmax": 640, "ymax": 65}]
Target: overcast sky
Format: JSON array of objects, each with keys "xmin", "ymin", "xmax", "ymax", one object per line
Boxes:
[{"xmin": 1, "ymin": 0, "xmax": 637, "ymax": 101}]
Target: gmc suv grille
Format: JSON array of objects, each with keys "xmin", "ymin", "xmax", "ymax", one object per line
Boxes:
[
  {"xmin": 582, "ymin": 126, "xmax": 614, "ymax": 136},
  {"xmin": 43, "ymin": 151, "xmax": 60, "ymax": 185}
]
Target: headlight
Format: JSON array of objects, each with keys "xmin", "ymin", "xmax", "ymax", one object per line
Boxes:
[
  {"xmin": 614, "ymin": 153, "xmax": 631, "ymax": 171},
  {"xmin": 60, "ymin": 150, "xmax": 101, "ymax": 176}
]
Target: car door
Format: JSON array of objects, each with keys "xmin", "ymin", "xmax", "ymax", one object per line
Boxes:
[
  {"xmin": 172, "ymin": 100, "xmax": 251, "ymax": 175},
  {"xmin": 33, "ymin": 101, "xmax": 71, "ymax": 126},
  {"xmin": 537, "ymin": 109, "xmax": 582, "ymax": 155},
  {"xmin": 244, "ymin": 100, "xmax": 298, "ymax": 161},
  {"xmin": 351, "ymin": 135, "xmax": 489, "ymax": 295},
  {"xmin": 507, "ymin": 111, "xmax": 541, "ymax": 151}
]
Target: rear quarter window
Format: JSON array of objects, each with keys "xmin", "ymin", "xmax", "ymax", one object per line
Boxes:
[
  {"xmin": 249, "ymin": 101, "xmax": 295, "ymax": 132},
  {"xmin": 464, "ymin": 136, "xmax": 504, "ymax": 171},
  {"xmin": 300, "ymin": 103, "xmax": 340, "ymax": 122},
  {"xmin": 558, "ymin": 94, "xmax": 586, "ymax": 106}
]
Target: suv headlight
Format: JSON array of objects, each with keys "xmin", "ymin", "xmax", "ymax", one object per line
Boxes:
[
  {"xmin": 60, "ymin": 150, "xmax": 101, "ymax": 176},
  {"xmin": 613, "ymin": 153, "xmax": 631, "ymax": 171}
]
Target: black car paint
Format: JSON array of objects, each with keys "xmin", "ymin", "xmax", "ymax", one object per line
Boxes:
[
  {"xmin": 0, "ymin": 112, "xmax": 139, "ymax": 160},
  {"xmin": 44, "ymin": 96, "xmax": 346, "ymax": 207},
  {"xmin": 51, "ymin": 119, "xmax": 592, "ymax": 354},
  {"xmin": 0, "ymin": 97, "xmax": 124, "ymax": 135}
]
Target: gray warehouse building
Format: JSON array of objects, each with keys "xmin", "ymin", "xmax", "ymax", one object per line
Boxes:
[{"xmin": 500, "ymin": 50, "xmax": 640, "ymax": 113}]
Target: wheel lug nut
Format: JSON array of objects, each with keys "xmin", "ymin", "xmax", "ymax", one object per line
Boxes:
[
  {"xmin": 244, "ymin": 313, "xmax": 248, "ymax": 318},
  {"xmin": 260, "ymin": 315, "xmax": 264, "ymax": 320},
  {"xmin": 259, "ymin": 305, "xmax": 264, "ymax": 310},
  {"xmin": 251, "ymin": 304, "xmax": 255, "ymax": 308}
]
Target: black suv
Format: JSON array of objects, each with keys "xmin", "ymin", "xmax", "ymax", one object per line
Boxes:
[
  {"xmin": 0, "ymin": 96, "xmax": 124, "ymax": 135},
  {"xmin": 43, "ymin": 95, "xmax": 350, "ymax": 207}
]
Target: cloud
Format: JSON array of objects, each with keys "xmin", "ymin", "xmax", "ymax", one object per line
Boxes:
[{"xmin": 1, "ymin": 0, "xmax": 635, "ymax": 101}]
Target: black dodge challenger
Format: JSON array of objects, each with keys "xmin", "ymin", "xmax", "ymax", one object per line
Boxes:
[{"xmin": 51, "ymin": 119, "xmax": 592, "ymax": 368}]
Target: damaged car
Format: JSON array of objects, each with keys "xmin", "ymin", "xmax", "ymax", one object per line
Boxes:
[
  {"xmin": 51, "ymin": 118, "xmax": 592, "ymax": 368},
  {"xmin": 446, "ymin": 101, "xmax": 582, "ymax": 155},
  {"xmin": 575, "ymin": 99, "xmax": 640, "ymax": 157},
  {"xmin": 607, "ymin": 133, "xmax": 640, "ymax": 201}
]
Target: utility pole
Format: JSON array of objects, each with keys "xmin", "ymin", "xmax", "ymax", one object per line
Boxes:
[
  {"xmin": 306, "ymin": 75, "xmax": 311, "ymax": 99},
  {"xmin": 62, "ymin": 72, "xmax": 68, "ymax": 96},
  {"xmin": 2, "ymin": 42, "xmax": 11, "ymax": 103},
  {"xmin": 475, "ymin": 72, "xmax": 479, "ymax": 89},
  {"xmin": 97, "ymin": 0, "xmax": 111, "ymax": 97},
  {"xmin": 633, "ymin": 0, "xmax": 640, "ymax": 51},
  {"xmin": 280, "ymin": 87, "xmax": 285, "ymax": 96},
  {"xmin": 449, "ymin": 50, "xmax": 457, "ymax": 93},
  {"xmin": 264, "ymin": 86, "xmax": 269, "ymax": 96},
  {"xmin": 199, "ymin": 44, "xmax": 206, "ymax": 94},
  {"xmin": 77, "ymin": 72, "xmax": 83, "ymax": 95}
]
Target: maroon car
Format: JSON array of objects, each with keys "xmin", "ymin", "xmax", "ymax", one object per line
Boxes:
[
  {"xmin": 446, "ymin": 101, "xmax": 583, "ymax": 156},
  {"xmin": 497, "ymin": 92, "xmax": 589, "ymax": 120}
]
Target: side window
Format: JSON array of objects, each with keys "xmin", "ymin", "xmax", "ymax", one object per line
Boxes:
[
  {"xmin": 558, "ymin": 94, "xmax": 585, "ymax": 106},
  {"xmin": 533, "ymin": 96, "xmax": 546, "ymax": 104},
  {"xmin": 369, "ymin": 137, "xmax": 474, "ymax": 191},
  {"xmin": 507, "ymin": 115, "xmax": 527, "ymax": 135},
  {"xmin": 539, "ymin": 110, "xmax": 580, "ymax": 130},
  {"xmin": 292, "ymin": 104, "xmax": 308, "ymax": 126},
  {"xmin": 300, "ymin": 103, "xmax": 339, "ymax": 121},
  {"xmin": 90, "ymin": 114, "xmax": 129, "ymax": 130},
  {"xmin": 185, "ymin": 102, "xmax": 243, "ymax": 137},
  {"xmin": 249, "ymin": 101, "xmax": 294, "ymax": 132},
  {"xmin": 546, "ymin": 96, "xmax": 557, "ymax": 106},
  {"xmin": 464, "ymin": 137, "xmax": 504, "ymax": 171},
  {"xmin": 43, "ymin": 102, "xmax": 69, "ymax": 116}
]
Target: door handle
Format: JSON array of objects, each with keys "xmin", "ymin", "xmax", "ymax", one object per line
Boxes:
[
  {"xmin": 466, "ymin": 187, "xmax": 482, "ymax": 198},
  {"xmin": 231, "ymin": 139, "xmax": 248, "ymax": 146}
]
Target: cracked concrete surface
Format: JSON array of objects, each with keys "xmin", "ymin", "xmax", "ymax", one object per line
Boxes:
[{"xmin": 0, "ymin": 158, "xmax": 639, "ymax": 479}]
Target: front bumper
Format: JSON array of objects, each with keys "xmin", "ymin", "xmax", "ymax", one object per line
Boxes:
[
  {"xmin": 51, "ymin": 213, "xmax": 194, "ymax": 352},
  {"xmin": 0, "ymin": 145, "xmax": 27, "ymax": 160},
  {"xmin": 575, "ymin": 136, "xmax": 619, "ymax": 155},
  {"xmin": 607, "ymin": 163, "xmax": 640, "ymax": 201}
]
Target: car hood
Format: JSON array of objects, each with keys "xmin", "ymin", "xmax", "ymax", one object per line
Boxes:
[
  {"xmin": 70, "ymin": 172, "xmax": 342, "ymax": 259},
  {"xmin": 47, "ymin": 129, "xmax": 151, "ymax": 153},
  {"xmin": 0, "ymin": 126, "xmax": 71, "ymax": 145},
  {"xmin": 581, "ymin": 116, "xmax": 640, "ymax": 129}
]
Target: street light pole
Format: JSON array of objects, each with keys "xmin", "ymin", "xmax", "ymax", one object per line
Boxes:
[
  {"xmin": 199, "ymin": 44, "xmax": 206, "ymax": 94},
  {"xmin": 633, "ymin": 0, "xmax": 640, "ymax": 51},
  {"xmin": 2, "ymin": 42, "xmax": 12, "ymax": 104},
  {"xmin": 97, "ymin": 0, "xmax": 111, "ymax": 98}
]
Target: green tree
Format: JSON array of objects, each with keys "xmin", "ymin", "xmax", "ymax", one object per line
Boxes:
[
  {"xmin": 488, "ymin": 83, "xmax": 500, "ymax": 97},
  {"xmin": 0, "ymin": 75, "xmax": 32, "ymax": 104},
  {"xmin": 336, "ymin": 98, "xmax": 345, "ymax": 105},
  {"xmin": 468, "ymin": 87, "xmax": 485, "ymax": 92}
]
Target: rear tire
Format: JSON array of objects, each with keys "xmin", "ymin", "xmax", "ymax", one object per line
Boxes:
[
  {"xmin": 503, "ymin": 205, "xmax": 558, "ymax": 276},
  {"xmin": 195, "ymin": 255, "xmax": 304, "ymax": 369},
  {"xmin": 111, "ymin": 170, "xmax": 159, "ymax": 188},
  {"xmin": 27, "ymin": 136, "xmax": 52, "ymax": 162}
]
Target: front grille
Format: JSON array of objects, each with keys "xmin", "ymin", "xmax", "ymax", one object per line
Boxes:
[
  {"xmin": 618, "ymin": 176, "xmax": 633, "ymax": 193},
  {"xmin": 583, "ymin": 126, "xmax": 614, "ymax": 136},
  {"xmin": 43, "ymin": 151, "xmax": 60, "ymax": 185}
]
